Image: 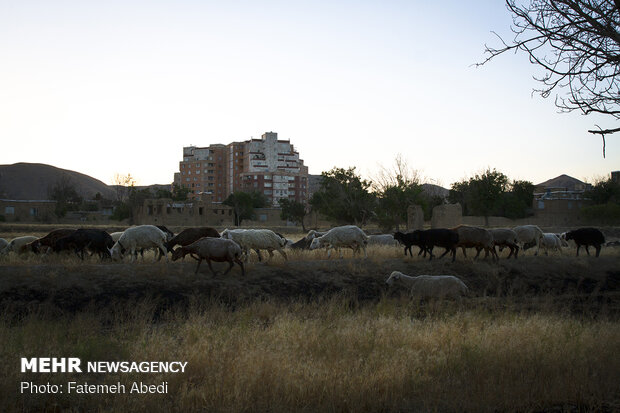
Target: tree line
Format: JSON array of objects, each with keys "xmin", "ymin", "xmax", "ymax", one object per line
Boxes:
[{"xmin": 47, "ymin": 167, "xmax": 620, "ymax": 228}]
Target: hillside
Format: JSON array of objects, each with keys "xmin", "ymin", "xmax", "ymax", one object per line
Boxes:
[{"xmin": 0, "ymin": 163, "xmax": 116, "ymax": 200}]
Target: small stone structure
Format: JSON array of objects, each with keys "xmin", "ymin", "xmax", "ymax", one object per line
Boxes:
[
  {"xmin": 134, "ymin": 198, "xmax": 234, "ymax": 227},
  {"xmin": 431, "ymin": 203, "xmax": 462, "ymax": 228},
  {"xmin": 407, "ymin": 205, "xmax": 424, "ymax": 231}
]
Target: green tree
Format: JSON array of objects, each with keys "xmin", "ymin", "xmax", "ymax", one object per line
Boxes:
[
  {"xmin": 310, "ymin": 167, "xmax": 375, "ymax": 226},
  {"xmin": 371, "ymin": 155, "xmax": 427, "ymax": 230},
  {"xmin": 171, "ymin": 184, "xmax": 191, "ymax": 201},
  {"xmin": 223, "ymin": 191, "xmax": 268, "ymax": 226},
  {"xmin": 48, "ymin": 175, "xmax": 82, "ymax": 218},
  {"xmin": 278, "ymin": 198, "xmax": 308, "ymax": 231},
  {"xmin": 580, "ymin": 177, "xmax": 620, "ymax": 223},
  {"xmin": 450, "ymin": 169, "xmax": 514, "ymax": 224},
  {"xmin": 585, "ymin": 178, "xmax": 620, "ymax": 205}
]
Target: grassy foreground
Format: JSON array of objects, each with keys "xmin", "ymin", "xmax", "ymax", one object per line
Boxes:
[{"xmin": 2, "ymin": 297, "xmax": 619, "ymax": 412}]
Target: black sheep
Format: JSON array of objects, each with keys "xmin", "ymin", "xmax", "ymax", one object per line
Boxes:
[{"xmin": 563, "ymin": 227, "xmax": 605, "ymax": 257}]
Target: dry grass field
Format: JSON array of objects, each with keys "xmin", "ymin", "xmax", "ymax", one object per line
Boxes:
[{"xmin": 1, "ymin": 225, "xmax": 619, "ymax": 412}]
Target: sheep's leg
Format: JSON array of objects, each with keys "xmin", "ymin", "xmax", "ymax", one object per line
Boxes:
[
  {"xmin": 439, "ymin": 247, "xmax": 451, "ymax": 260},
  {"xmin": 506, "ymin": 245, "xmax": 513, "ymax": 259},
  {"xmin": 223, "ymin": 260, "xmax": 234, "ymax": 275},
  {"xmin": 428, "ymin": 246, "xmax": 435, "ymax": 261},
  {"xmin": 403, "ymin": 246, "xmax": 409, "ymax": 256},
  {"xmin": 255, "ymin": 249, "xmax": 263, "ymax": 262},
  {"xmin": 266, "ymin": 249, "xmax": 274, "ymax": 261},
  {"xmin": 461, "ymin": 246, "xmax": 467, "ymax": 258},
  {"xmin": 194, "ymin": 259, "xmax": 203, "ymax": 274},
  {"xmin": 206, "ymin": 259, "xmax": 220, "ymax": 276},
  {"xmin": 576, "ymin": 245, "xmax": 580, "ymax": 256},
  {"xmin": 595, "ymin": 244, "xmax": 601, "ymax": 257},
  {"xmin": 362, "ymin": 245, "xmax": 367, "ymax": 259},
  {"xmin": 584, "ymin": 245, "xmax": 590, "ymax": 256},
  {"xmin": 474, "ymin": 247, "xmax": 483, "ymax": 259},
  {"xmin": 235, "ymin": 258, "xmax": 245, "ymax": 276},
  {"xmin": 451, "ymin": 247, "xmax": 456, "ymax": 262}
]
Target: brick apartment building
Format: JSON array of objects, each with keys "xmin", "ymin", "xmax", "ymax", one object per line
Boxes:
[{"xmin": 174, "ymin": 132, "xmax": 309, "ymax": 206}]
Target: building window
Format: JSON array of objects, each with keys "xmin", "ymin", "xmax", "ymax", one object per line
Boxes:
[{"xmin": 5, "ymin": 206, "xmax": 15, "ymax": 215}]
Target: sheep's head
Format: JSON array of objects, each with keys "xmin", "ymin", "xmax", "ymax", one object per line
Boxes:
[
  {"xmin": 109, "ymin": 242, "xmax": 125, "ymax": 261},
  {"xmin": 385, "ymin": 271, "xmax": 402, "ymax": 285},
  {"xmin": 309, "ymin": 237, "xmax": 322, "ymax": 250},
  {"xmin": 171, "ymin": 247, "xmax": 187, "ymax": 261}
]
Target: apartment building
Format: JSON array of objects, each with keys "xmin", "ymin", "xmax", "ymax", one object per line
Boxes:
[{"xmin": 174, "ymin": 132, "xmax": 309, "ymax": 206}]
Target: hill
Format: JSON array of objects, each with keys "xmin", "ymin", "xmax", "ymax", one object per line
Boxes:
[{"xmin": 0, "ymin": 163, "xmax": 116, "ymax": 200}]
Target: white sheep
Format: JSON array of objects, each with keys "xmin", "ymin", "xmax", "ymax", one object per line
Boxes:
[
  {"xmin": 512, "ymin": 225, "xmax": 544, "ymax": 256},
  {"xmin": 368, "ymin": 234, "xmax": 399, "ymax": 246},
  {"xmin": 220, "ymin": 228, "xmax": 287, "ymax": 262},
  {"xmin": 109, "ymin": 225, "xmax": 168, "ymax": 262},
  {"xmin": 541, "ymin": 233, "xmax": 563, "ymax": 255},
  {"xmin": 309, "ymin": 225, "xmax": 369, "ymax": 259},
  {"xmin": 385, "ymin": 271, "xmax": 468, "ymax": 299},
  {"xmin": 2, "ymin": 236, "xmax": 39, "ymax": 255},
  {"xmin": 304, "ymin": 230, "xmax": 326, "ymax": 241}
]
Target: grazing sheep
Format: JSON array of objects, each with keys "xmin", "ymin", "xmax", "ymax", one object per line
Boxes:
[
  {"xmin": 453, "ymin": 225, "xmax": 498, "ymax": 261},
  {"xmin": 385, "ymin": 271, "xmax": 468, "ymax": 299},
  {"xmin": 3, "ymin": 236, "xmax": 39, "ymax": 254},
  {"xmin": 54, "ymin": 229, "xmax": 114, "ymax": 260},
  {"xmin": 489, "ymin": 228, "xmax": 520, "ymax": 259},
  {"xmin": 512, "ymin": 225, "xmax": 544, "ymax": 256},
  {"xmin": 562, "ymin": 227, "xmax": 606, "ymax": 257},
  {"xmin": 109, "ymin": 225, "xmax": 168, "ymax": 262},
  {"xmin": 308, "ymin": 225, "xmax": 369, "ymax": 259},
  {"xmin": 165, "ymin": 227, "xmax": 220, "ymax": 251},
  {"xmin": 27, "ymin": 229, "xmax": 77, "ymax": 254},
  {"xmin": 305, "ymin": 230, "xmax": 326, "ymax": 242},
  {"xmin": 368, "ymin": 234, "xmax": 398, "ymax": 246},
  {"xmin": 540, "ymin": 233, "xmax": 563, "ymax": 255},
  {"xmin": 221, "ymin": 228, "xmax": 287, "ymax": 261},
  {"xmin": 289, "ymin": 237, "xmax": 313, "ymax": 250},
  {"xmin": 171, "ymin": 237, "xmax": 245, "ymax": 276}
]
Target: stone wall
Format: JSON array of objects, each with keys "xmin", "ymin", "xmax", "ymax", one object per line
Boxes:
[
  {"xmin": 431, "ymin": 203, "xmax": 462, "ymax": 228},
  {"xmin": 407, "ymin": 205, "xmax": 424, "ymax": 231}
]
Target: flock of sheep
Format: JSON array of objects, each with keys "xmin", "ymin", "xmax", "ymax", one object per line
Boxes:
[{"xmin": 0, "ymin": 223, "xmax": 610, "ymax": 299}]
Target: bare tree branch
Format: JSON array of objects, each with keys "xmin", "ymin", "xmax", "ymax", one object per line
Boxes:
[{"xmin": 479, "ymin": 0, "xmax": 620, "ymax": 155}]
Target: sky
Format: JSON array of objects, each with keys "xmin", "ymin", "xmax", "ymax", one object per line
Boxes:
[{"xmin": 1, "ymin": 0, "xmax": 618, "ymax": 189}]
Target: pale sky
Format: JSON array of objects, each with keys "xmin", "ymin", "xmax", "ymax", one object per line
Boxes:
[{"xmin": 1, "ymin": 0, "xmax": 618, "ymax": 189}]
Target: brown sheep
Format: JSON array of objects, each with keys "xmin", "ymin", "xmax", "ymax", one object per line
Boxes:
[
  {"xmin": 452, "ymin": 225, "xmax": 498, "ymax": 261},
  {"xmin": 171, "ymin": 237, "xmax": 244, "ymax": 276},
  {"xmin": 165, "ymin": 227, "xmax": 220, "ymax": 252},
  {"xmin": 27, "ymin": 229, "xmax": 76, "ymax": 253}
]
